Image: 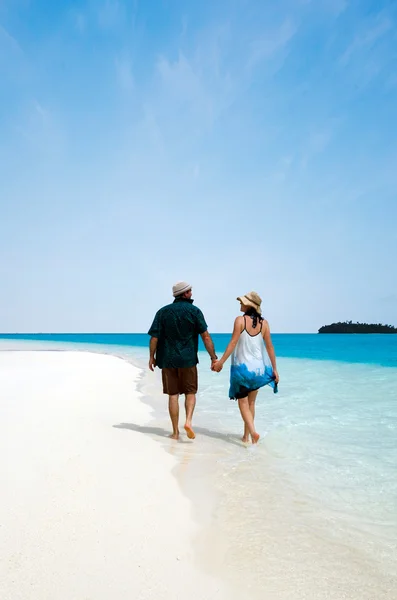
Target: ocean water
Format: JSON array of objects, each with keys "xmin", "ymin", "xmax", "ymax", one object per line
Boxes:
[
  {"xmin": 1, "ymin": 333, "xmax": 397, "ymax": 598},
  {"xmin": 2, "ymin": 332, "xmax": 397, "ymax": 366}
]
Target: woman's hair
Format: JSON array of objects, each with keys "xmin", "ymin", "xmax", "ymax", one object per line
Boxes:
[{"xmin": 244, "ymin": 306, "xmax": 263, "ymax": 329}]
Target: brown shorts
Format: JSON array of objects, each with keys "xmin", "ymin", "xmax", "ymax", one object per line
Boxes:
[{"xmin": 162, "ymin": 366, "xmax": 198, "ymax": 396}]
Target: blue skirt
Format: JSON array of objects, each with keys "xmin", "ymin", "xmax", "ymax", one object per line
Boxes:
[{"xmin": 229, "ymin": 363, "xmax": 277, "ymax": 400}]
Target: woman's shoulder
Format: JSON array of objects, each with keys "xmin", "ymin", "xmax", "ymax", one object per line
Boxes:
[
  {"xmin": 234, "ymin": 315, "xmax": 245, "ymax": 329},
  {"xmin": 261, "ymin": 318, "xmax": 270, "ymax": 334}
]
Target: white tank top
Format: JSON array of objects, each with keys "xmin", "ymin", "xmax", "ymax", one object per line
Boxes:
[
  {"xmin": 231, "ymin": 318, "xmax": 271, "ymax": 375},
  {"xmin": 229, "ymin": 316, "xmax": 277, "ymax": 399}
]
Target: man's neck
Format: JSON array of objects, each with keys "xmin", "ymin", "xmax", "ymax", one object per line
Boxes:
[{"xmin": 173, "ymin": 297, "xmax": 194, "ymax": 304}]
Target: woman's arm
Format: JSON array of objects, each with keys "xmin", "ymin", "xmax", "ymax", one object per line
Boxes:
[
  {"xmin": 263, "ymin": 320, "xmax": 279, "ymax": 383},
  {"xmin": 213, "ymin": 317, "xmax": 244, "ymax": 371}
]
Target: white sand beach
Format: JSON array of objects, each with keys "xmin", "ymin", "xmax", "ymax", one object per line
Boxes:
[{"xmin": 0, "ymin": 351, "xmax": 231, "ymax": 600}]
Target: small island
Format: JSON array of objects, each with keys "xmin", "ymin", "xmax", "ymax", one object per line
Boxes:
[{"xmin": 318, "ymin": 321, "xmax": 397, "ymax": 334}]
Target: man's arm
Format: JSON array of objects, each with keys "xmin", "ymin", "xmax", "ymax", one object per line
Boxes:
[
  {"xmin": 149, "ymin": 337, "xmax": 158, "ymax": 371},
  {"xmin": 200, "ymin": 331, "xmax": 217, "ymax": 362},
  {"xmin": 148, "ymin": 311, "xmax": 160, "ymax": 372},
  {"xmin": 195, "ymin": 309, "xmax": 217, "ymax": 363}
]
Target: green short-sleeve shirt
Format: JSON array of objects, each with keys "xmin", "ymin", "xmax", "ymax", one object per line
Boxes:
[{"xmin": 148, "ymin": 298, "xmax": 208, "ymax": 368}]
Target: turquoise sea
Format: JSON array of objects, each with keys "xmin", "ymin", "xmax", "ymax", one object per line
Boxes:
[
  {"xmin": 2, "ymin": 331, "xmax": 397, "ymax": 365},
  {"xmin": 1, "ymin": 332, "xmax": 396, "ymax": 598}
]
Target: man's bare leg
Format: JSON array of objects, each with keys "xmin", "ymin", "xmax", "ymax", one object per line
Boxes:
[
  {"xmin": 168, "ymin": 394, "xmax": 180, "ymax": 439},
  {"xmin": 242, "ymin": 390, "xmax": 258, "ymax": 442},
  {"xmin": 184, "ymin": 393, "xmax": 196, "ymax": 439}
]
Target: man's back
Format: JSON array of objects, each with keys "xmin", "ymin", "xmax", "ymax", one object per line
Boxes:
[{"xmin": 148, "ymin": 297, "xmax": 207, "ymax": 369}]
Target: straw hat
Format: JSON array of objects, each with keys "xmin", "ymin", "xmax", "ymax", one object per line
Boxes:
[
  {"xmin": 237, "ymin": 291, "xmax": 262, "ymax": 314},
  {"xmin": 172, "ymin": 281, "xmax": 192, "ymax": 297}
]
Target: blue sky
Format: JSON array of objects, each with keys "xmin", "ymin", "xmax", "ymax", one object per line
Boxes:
[{"xmin": 1, "ymin": 0, "xmax": 396, "ymax": 333}]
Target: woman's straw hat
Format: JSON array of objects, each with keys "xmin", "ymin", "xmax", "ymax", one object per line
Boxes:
[{"xmin": 237, "ymin": 291, "xmax": 262, "ymax": 314}]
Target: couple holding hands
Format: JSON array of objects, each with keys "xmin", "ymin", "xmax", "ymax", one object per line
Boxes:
[{"xmin": 148, "ymin": 282, "xmax": 279, "ymax": 444}]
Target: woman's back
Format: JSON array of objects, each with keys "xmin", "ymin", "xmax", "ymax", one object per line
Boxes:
[{"xmin": 232, "ymin": 315, "xmax": 268, "ymax": 370}]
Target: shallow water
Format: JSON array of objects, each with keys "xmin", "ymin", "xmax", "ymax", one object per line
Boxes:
[
  {"xmin": 193, "ymin": 355, "xmax": 397, "ymax": 598},
  {"xmin": 118, "ymin": 345, "xmax": 397, "ymax": 598},
  {"xmin": 115, "ymin": 343, "xmax": 397, "ymax": 597}
]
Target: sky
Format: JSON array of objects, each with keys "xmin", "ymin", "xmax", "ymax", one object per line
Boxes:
[{"xmin": 0, "ymin": 0, "xmax": 396, "ymax": 333}]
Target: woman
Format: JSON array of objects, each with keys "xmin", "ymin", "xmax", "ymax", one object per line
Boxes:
[{"xmin": 212, "ymin": 291, "xmax": 279, "ymax": 444}]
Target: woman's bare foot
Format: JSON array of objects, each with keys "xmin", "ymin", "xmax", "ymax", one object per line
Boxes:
[
  {"xmin": 169, "ymin": 432, "xmax": 179, "ymax": 440},
  {"xmin": 251, "ymin": 432, "xmax": 260, "ymax": 444},
  {"xmin": 241, "ymin": 436, "xmax": 250, "ymax": 443}
]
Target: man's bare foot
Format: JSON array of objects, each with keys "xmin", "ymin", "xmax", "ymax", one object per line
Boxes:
[
  {"xmin": 241, "ymin": 436, "xmax": 250, "ymax": 443},
  {"xmin": 252, "ymin": 432, "xmax": 260, "ymax": 444},
  {"xmin": 169, "ymin": 432, "xmax": 179, "ymax": 440},
  {"xmin": 184, "ymin": 424, "xmax": 196, "ymax": 439}
]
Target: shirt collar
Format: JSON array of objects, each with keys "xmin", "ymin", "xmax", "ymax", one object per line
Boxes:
[{"xmin": 173, "ymin": 297, "xmax": 194, "ymax": 304}]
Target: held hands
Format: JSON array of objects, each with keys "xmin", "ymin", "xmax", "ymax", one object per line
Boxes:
[
  {"xmin": 273, "ymin": 369, "xmax": 280, "ymax": 384},
  {"xmin": 211, "ymin": 359, "xmax": 223, "ymax": 372},
  {"xmin": 149, "ymin": 357, "xmax": 156, "ymax": 371}
]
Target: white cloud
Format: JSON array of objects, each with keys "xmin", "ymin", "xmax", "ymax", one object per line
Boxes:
[
  {"xmin": 340, "ymin": 12, "xmax": 393, "ymax": 65},
  {"xmin": 299, "ymin": 118, "xmax": 342, "ymax": 168},
  {"xmin": 154, "ymin": 50, "xmax": 225, "ymax": 131},
  {"xmin": 157, "ymin": 52, "xmax": 209, "ymax": 109},
  {"xmin": 271, "ymin": 155, "xmax": 294, "ymax": 183},
  {"xmin": 319, "ymin": 0, "xmax": 349, "ymax": 16},
  {"xmin": 248, "ymin": 19, "xmax": 298, "ymax": 68},
  {"xmin": 297, "ymin": 0, "xmax": 348, "ymax": 17},
  {"xmin": 141, "ymin": 104, "xmax": 164, "ymax": 154},
  {"xmin": 0, "ymin": 24, "xmax": 22, "ymax": 53},
  {"xmin": 15, "ymin": 100, "xmax": 65, "ymax": 155},
  {"xmin": 327, "ymin": 0, "xmax": 349, "ymax": 16},
  {"xmin": 115, "ymin": 56, "xmax": 134, "ymax": 91},
  {"xmin": 338, "ymin": 10, "xmax": 395, "ymax": 89},
  {"xmin": 33, "ymin": 101, "xmax": 49, "ymax": 122},
  {"xmin": 97, "ymin": 0, "xmax": 123, "ymax": 29}
]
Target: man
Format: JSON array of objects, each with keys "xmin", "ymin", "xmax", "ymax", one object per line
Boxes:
[{"xmin": 148, "ymin": 281, "xmax": 217, "ymax": 440}]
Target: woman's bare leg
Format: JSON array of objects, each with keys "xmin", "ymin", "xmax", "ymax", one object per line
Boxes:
[
  {"xmin": 242, "ymin": 390, "xmax": 259, "ymax": 442},
  {"xmin": 238, "ymin": 397, "xmax": 259, "ymax": 444},
  {"xmin": 242, "ymin": 423, "xmax": 250, "ymax": 443}
]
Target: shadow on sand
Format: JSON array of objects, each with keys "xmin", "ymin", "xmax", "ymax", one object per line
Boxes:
[{"xmin": 113, "ymin": 422, "xmax": 244, "ymax": 448}]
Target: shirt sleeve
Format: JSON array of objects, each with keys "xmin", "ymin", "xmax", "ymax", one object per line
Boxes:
[
  {"xmin": 195, "ymin": 309, "xmax": 208, "ymax": 335},
  {"xmin": 148, "ymin": 311, "xmax": 161, "ymax": 337}
]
